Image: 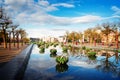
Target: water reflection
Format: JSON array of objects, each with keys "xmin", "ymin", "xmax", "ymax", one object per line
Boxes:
[
  {"xmin": 56, "ymin": 64, "xmax": 68, "ymax": 73},
  {"xmin": 96, "ymin": 51, "xmax": 120, "ymax": 78},
  {"xmin": 88, "ymin": 55, "xmax": 96, "ymax": 60},
  {"xmin": 69, "ymin": 46, "xmax": 80, "ymax": 56},
  {"xmin": 50, "ymin": 53, "xmax": 57, "ymax": 58},
  {"xmin": 23, "ymin": 45, "xmax": 120, "ymax": 80}
]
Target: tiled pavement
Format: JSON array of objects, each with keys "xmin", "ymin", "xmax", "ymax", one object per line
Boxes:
[{"xmin": 0, "ymin": 44, "xmax": 34, "ymax": 80}]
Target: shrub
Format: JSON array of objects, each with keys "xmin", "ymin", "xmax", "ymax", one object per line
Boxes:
[
  {"xmin": 39, "ymin": 47, "xmax": 45, "ymax": 53},
  {"xmin": 50, "ymin": 49, "xmax": 57, "ymax": 54},
  {"xmin": 46, "ymin": 44, "xmax": 49, "ymax": 48},
  {"xmin": 54, "ymin": 44, "xmax": 57, "ymax": 47},
  {"xmin": 88, "ymin": 52, "xmax": 96, "ymax": 57},
  {"xmin": 86, "ymin": 48, "xmax": 92, "ymax": 53},
  {"xmin": 82, "ymin": 46, "xmax": 86, "ymax": 50},
  {"xmin": 37, "ymin": 41, "xmax": 45, "ymax": 47},
  {"xmin": 61, "ymin": 43, "xmax": 64, "ymax": 47},
  {"xmin": 62, "ymin": 47, "xmax": 68, "ymax": 53},
  {"xmin": 56, "ymin": 56, "xmax": 68, "ymax": 64},
  {"xmin": 37, "ymin": 44, "xmax": 41, "ymax": 47},
  {"xmin": 68, "ymin": 45, "xmax": 72, "ymax": 49},
  {"xmin": 118, "ymin": 50, "xmax": 120, "ymax": 53},
  {"xmin": 49, "ymin": 43, "xmax": 54, "ymax": 46}
]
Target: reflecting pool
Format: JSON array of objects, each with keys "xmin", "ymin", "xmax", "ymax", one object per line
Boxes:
[{"xmin": 23, "ymin": 45, "xmax": 120, "ymax": 80}]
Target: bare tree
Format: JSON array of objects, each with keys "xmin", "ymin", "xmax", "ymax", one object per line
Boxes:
[{"xmin": 0, "ymin": 7, "xmax": 12, "ymax": 48}]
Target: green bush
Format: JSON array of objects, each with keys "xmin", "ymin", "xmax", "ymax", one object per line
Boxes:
[
  {"xmin": 88, "ymin": 52, "xmax": 96, "ymax": 56},
  {"xmin": 86, "ymin": 48, "xmax": 92, "ymax": 53},
  {"xmin": 37, "ymin": 44, "xmax": 41, "ymax": 47},
  {"xmin": 39, "ymin": 47, "xmax": 45, "ymax": 53},
  {"xmin": 62, "ymin": 47, "xmax": 68, "ymax": 53},
  {"xmin": 56, "ymin": 56, "xmax": 68, "ymax": 64},
  {"xmin": 49, "ymin": 43, "xmax": 54, "ymax": 46},
  {"xmin": 61, "ymin": 43, "xmax": 64, "ymax": 47},
  {"xmin": 50, "ymin": 49, "xmax": 57, "ymax": 54},
  {"xmin": 46, "ymin": 44, "xmax": 49, "ymax": 48},
  {"xmin": 37, "ymin": 41, "xmax": 45, "ymax": 47},
  {"xmin": 82, "ymin": 46, "xmax": 86, "ymax": 50},
  {"xmin": 54, "ymin": 44, "xmax": 57, "ymax": 47},
  {"xmin": 68, "ymin": 45, "xmax": 72, "ymax": 49},
  {"xmin": 118, "ymin": 50, "xmax": 120, "ymax": 53}
]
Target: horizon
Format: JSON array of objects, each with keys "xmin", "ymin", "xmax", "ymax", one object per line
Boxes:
[{"xmin": 0, "ymin": 0, "xmax": 120, "ymax": 38}]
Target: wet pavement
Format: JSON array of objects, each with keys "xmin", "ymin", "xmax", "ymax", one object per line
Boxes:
[{"xmin": 0, "ymin": 44, "xmax": 34, "ymax": 80}]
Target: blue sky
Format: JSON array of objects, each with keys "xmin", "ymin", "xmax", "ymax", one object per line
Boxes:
[{"xmin": 0, "ymin": 0, "xmax": 120, "ymax": 38}]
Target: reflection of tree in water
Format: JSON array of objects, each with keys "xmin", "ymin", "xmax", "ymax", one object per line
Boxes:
[
  {"xmin": 56, "ymin": 64, "xmax": 69, "ymax": 73},
  {"xmin": 96, "ymin": 51, "xmax": 120, "ymax": 78},
  {"xmin": 86, "ymin": 55, "xmax": 97, "ymax": 64},
  {"xmin": 69, "ymin": 46, "xmax": 80, "ymax": 56},
  {"xmin": 50, "ymin": 53, "xmax": 57, "ymax": 58}
]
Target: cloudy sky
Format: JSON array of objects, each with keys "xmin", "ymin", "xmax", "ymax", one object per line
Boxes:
[{"xmin": 1, "ymin": 0, "xmax": 120, "ymax": 38}]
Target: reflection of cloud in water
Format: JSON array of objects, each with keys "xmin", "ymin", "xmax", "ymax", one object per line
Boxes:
[
  {"xmin": 31, "ymin": 45, "xmax": 40, "ymax": 54},
  {"xmin": 28, "ymin": 57, "xmax": 56, "ymax": 71},
  {"xmin": 69, "ymin": 60, "xmax": 97, "ymax": 68}
]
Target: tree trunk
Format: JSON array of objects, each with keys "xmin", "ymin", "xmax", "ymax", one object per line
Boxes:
[
  {"xmin": 72, "ymin": 37, "xmax": 74, "ymax": 45},
  {"xmin": 94, "ymin": 38, "xmax": 96, "ymax": 46},
  {"xmin": 3, "ymin": 29, "xmax": 7, "ymax": 48},
  {"xmin": 116, "ymin": 32, "xmax": 119, "ymax": 49},
  {"xmin": 89, "ymin": 37, "xmax": 90, "ymax": 45},
  {"xmin": 9, "ymin": 32, "xmax": 11, "ymax": 50},
  {"xmin": 115, "ymin": 52, "xmax": 118, "ymax": 64},
  {"xmin": 13, "ymin": 32, "xmax": 16, "ymax": 47},
  {"xmin": 21, "ymin": 36, "xmax": 23, "ymax": 46},
  {"xmin": 106, "ymin": 52, "xmax": 109, "ymax": 67},
  {"xmin": 17, "ymin": 34, "xmax": 19, "ymax": 49},
  {"xmin": 106, "ymin": 35, "xmax": 108, "ymax": 46}
]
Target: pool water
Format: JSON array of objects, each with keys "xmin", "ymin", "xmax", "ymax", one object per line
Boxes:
[{"xmin": 23, "ymin": 45, "xmax": 120, "ymax": 80}]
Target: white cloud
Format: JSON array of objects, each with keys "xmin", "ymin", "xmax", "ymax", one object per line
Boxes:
[
  {"xmin": 111, "ymin": 6, "xmax": 120, "ymax": 15},
  {"xmin": 52, "ymin": 3, "xmax": 75, "ymax": 8},
  {"xmin": 38, "ymin": 0, "xmax": 49, "ymax": 6},
  {"xmin": 3, "ymin": 0, "xmax": 102, "ymax": 26},
  {"xmin": 72, "ymin": 15, "xmax": 102, "ymax": 23},
  {"xmin": 37, "ymin": 0, "xmax": 74, "ymax": 11},
  {"xmin": 69, "ymin": 60, "xmax": 97, "ymax": 68},
  {"xmin": 1, "ymin": 0, "xmax": 105, "ymax": 38},
  {"xmin": 26, "ymin": 28, "xmax": 66, "ymax": 38}
]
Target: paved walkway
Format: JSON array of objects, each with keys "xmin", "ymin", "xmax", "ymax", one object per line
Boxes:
[
  {"xmin": 0, "ymin": 43, "xmax": 28, "ymax": 63},
  {"xmin": 0, "ymin": 44, "xmax": 34, "ymax": 80}
]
